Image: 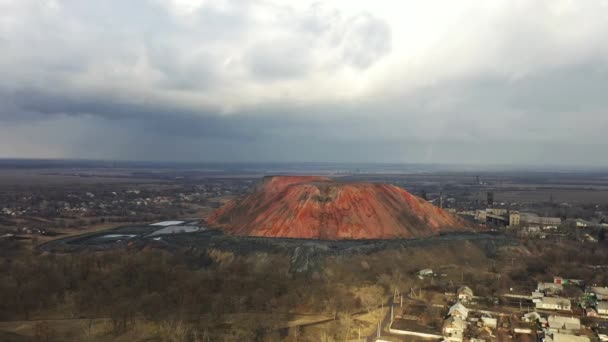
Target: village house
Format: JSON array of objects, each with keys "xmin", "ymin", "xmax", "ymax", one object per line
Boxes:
[
  {"xmin": 598, "ymin": 301, "xmax": 608, "ymax": 316},
  {"xmin": 583, "ymin": 233, "xmax": 598, "ymax": 243},
  {"xmin": 538, "ymin": 282, "xmax": 564, "ymax": 294},
  {"xmin": 586, "ymin": 307, "xmax": 599, "ymax": 317},
  {"xmin": 536, "ymin": 297, "xmax": 571, "ymax": 311},
  {"xmin": 509, "ymin": 211, "xmax": 521, "ymax": 226},
  {"xmin": 481, "ymin": 315, "xmax": 497, "ymax": 329},
  {"xmin": 388, "ymin": 318, "xmax": 444, "ymax": 340},
  {"xmin": 513, "ymin": 323, "xmax": 534, "ymax": 335},
  {"xmin": 588, "ymin": 287, "xmax": 608, "ymax": 300},
  {"xmin": 448, "ymin": 302, "xmax": 469, "ymax": 319},
  {"xmin": 472, "ymin": 325, "xmax": 495, "ymax": 341},
  {"xmin": 417, "ymin": 268, "xmax": 433, "ymax": 277},
  {"xmin": 457, "ymin": 286, "xmax": 474, "ymax": 303},
  {"xmin": 547, "ymin": 315, "xmax": 581, "ymax": 334},
  {"xmin": 522, "ymin": 311, "xmax": 546, "ymax": 324},
  {"xmin": 442, "ymin": 315, "xmax": 466, "ymax": 342},
  {"xmin": 532, "ymin": 291, "xmax": 545, "ymax": 299},
  {"xmin": 597, "ymin": 326, "xmax": 608, "ymax": 342},
  {"xmin": 553, "ymin": 277, "xmax": 584, "ymax": 286},
  {"xmin": 545, "ymin": 332, "xmax": 590, "ymax": 342}
]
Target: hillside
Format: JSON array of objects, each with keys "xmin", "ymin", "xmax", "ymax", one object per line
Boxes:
[{"xmin": 207, "ymin": 176, "xmax": 474, "ymax": 240}]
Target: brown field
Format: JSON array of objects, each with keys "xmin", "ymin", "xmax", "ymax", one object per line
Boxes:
[
  {"xmin": 472, "ymin": 188, "xmax": 608, "ymax": 204},
  {"xmin": 0, "ymin": 169, "xmax": 165, "ymax": 188}
]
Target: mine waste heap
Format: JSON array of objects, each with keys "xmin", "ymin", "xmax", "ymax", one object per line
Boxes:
[{"xmin": 208, "ymin": 176, "xmax": 474, "ymax": 240}]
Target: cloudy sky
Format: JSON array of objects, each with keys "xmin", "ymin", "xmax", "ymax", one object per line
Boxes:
[{"xmin": 1, "ymin": 0, "xmax": 608, "ymax": 165}]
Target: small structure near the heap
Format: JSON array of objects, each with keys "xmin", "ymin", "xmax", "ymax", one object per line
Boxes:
[
  {"xmin": 417, "ymin": 268, "xmax": 434, "ymax": 278},
  {"xmin": 442, "ymin": 316, "xmax": 466, "ymax": 342},
  {"xmin": 535, "ymin": 297, "xmax": 571, "ymax": 311},
  {"xmin": 538, "ymin": 282, "xmax": 563, "ymax": 295},
  {"xmin": 448, "ymin": 302, "xmax": 469, "ymax": 319},
  {"xmin": 545, "ymin": 332, "xmax": 590, "ymax": 342},
  {"xmin": 598, "ymin": 301, "xmax": 608, "ymax": 316},
  {"xmin": 457, "ymin": 286, "xmax": 474, "ymax": 303},
  {"xmin": 587, "ymin": 286, "xmax": 608, "ymax": 301},
  {"xmin": 547, "ymin": 315, "xmax": 581, "ymax": 334},
  {"xmin": 481, "ymin": 315, "xmax": 497, "ymax": 329},
  {"xmin": 522, "ymin": 311, "xmax": 546, "ymax": 324}
]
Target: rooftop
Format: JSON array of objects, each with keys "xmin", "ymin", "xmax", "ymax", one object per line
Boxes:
[{"xmin": 540, "ymin": 297, "xmax": 571, "ymax": 305}]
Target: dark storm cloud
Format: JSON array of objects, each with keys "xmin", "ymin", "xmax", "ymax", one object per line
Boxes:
[
  {"xmin": 4, "ymin": 57, "xmax": 608, "ymax": 164},
  {"xmin": 506, "ymin": 63, "xmax": 608, "ymax": 113},
  {"xmin": 1, "ymin": 1, "xmax": 608, "ymax": 165},
  {"xmin": 6, "ymin": 85, "xmax": 342, "ymax": 143},
  {"xmin": 424, "ymin": 62, "xmax": 608, "ymax": 115},
  {"xmin": 8, "ymin": 88, "xmax": 254, "ymax": 140}
]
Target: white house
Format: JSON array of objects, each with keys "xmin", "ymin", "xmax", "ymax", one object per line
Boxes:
[
  {"xmin": 588, "ymin": 287, "xmax": 608, "ymax": 300},
  {"xmin": 532, "ymin": 291, "xmax": 544, "ymax": 299},
  {"xmin": 388, "ymin": 320, "xmax": 444, "ymax": 340},
  {"xmin": 598, "ymin": 301, "xmax": 608, "ymax": 315},
  {"xmin": 448, "ymin": 302, "xmax": 469, "ymax": 319},
  {"xmin": 418, "ymin": 269, "xmax": 433, "ymax": 277},
  {"xmin": 536, "ymin": 297, "xmax": 571, "ymax": 311},
  {"xmin": 598, "ymin": 330, "xmax": 608, "ymax": 342},
  {"xmin": 583, "ymin": 233, "xmax": 598, "ymax": 243},
  {"xmin": 547, "ymin": 315, "xmax": 581, "ymax": 333},
  {"xmin": 514, "ymin": 325, "xmax": 533, "ymax": 334},
  {"xmin": 481, "ymin": 315, "xmax": 497, "ymax": 329},
  {"xmin": 586, "ymin": 307, "xmax": 599, "ymax": 317},
  {"xmin": 457, "ymin": 286, "xmax": 474, "ymax": 303},
  {"xmin": 538, "ymin": 282, "xmax": 563, "ymax": 294},
  {"xmin": 545, "ymin": 333, "xmax": 590, "ymax": 342},
  {"xmin": 523, "ymin": 311, "xmax": 545, "ymax": 323},
  {"xmin": 442, "ymin": 316, "xmax": 465, "ymax": 342}
]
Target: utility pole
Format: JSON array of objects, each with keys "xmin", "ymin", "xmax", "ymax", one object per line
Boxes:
[
  {"xmin": 400, "ymin": 294, "xmax": 403, "ymax": 308},
  {"xmin": 377, "ymin": 321, "xmax": 381, "ymax": 338}
]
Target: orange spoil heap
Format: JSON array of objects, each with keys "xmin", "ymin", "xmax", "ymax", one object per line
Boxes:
[{"xmin": 208, "ymin": 176, "xmax": 472, "ymax": 240}]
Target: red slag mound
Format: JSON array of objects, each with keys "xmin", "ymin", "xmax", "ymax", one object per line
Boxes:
[{"xmin": 208, "ymin": 176, "xmax": 473, "ymax": 240}]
